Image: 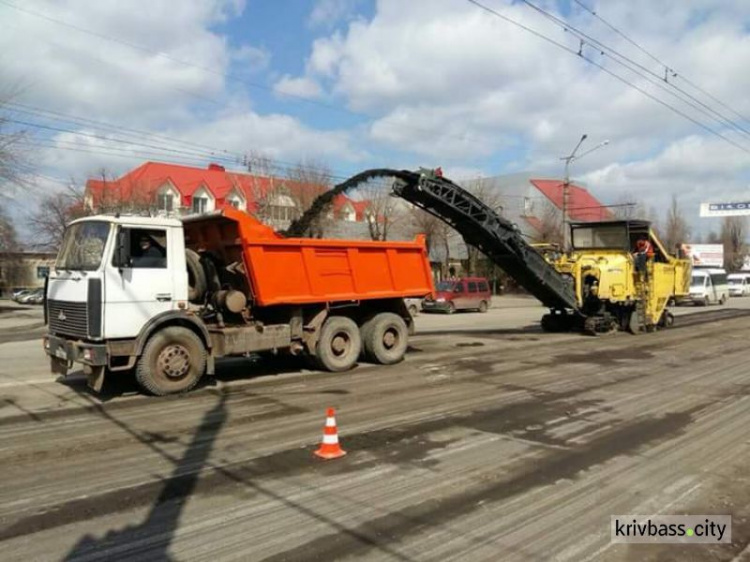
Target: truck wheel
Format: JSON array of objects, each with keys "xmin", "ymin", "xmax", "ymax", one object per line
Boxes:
[
  {"xmin": 478, "ymin": 300, "xmax": 488, "ymax": 313},
  {"xmin": 362, "ymin": 312, "xmax": 408, "ymax": 365},
  {"xmin": 408, "ymin": 304, "xmax": 418, "ymax": 317},
  {"xmin": 315, "ymin": 316, "xmax": 361, "ymax": 372},
  {"xmin": 186, "ymin": 249, "xmax": 207, "ymax": 303},
  {"xmin": 446, "ymin": 302, "xmax": 456, "ymax": 314},
  {"xmin": 136, "ymin": 327, "xmax": 206, "ymax": 395}
]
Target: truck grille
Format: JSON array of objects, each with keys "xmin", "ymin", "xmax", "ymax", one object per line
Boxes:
[{"xmin": 47, "ymin": 300, "xmax": 88, "ymax": 338}]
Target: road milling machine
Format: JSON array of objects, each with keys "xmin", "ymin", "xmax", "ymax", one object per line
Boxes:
[{"xmin": 288, "ymin": 168, "xmax": 691, "ymax": 334}]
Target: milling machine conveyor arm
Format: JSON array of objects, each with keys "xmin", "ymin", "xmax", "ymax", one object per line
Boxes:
[{"xmin": 391, "ymin": 169, "xmax": 579, "ymax": 312}]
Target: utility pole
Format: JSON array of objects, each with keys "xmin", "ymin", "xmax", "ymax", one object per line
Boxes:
[{"xmin": 560, "ymin": 135, "xmax": 609, "ymax": 251}]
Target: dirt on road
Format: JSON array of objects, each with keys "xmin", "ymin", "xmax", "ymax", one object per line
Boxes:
[{"xmin": 0, "ymin": 304, "xmax": 749, "ymax": 561}]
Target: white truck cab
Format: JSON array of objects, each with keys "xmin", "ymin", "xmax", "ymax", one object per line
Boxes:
[{"xmin": 45, "ymin": 215, "xmax": 193, "ymax": 391}]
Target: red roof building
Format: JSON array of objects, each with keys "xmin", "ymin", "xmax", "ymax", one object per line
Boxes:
[
  {"xmin": 84, "ymin": 161, "xmax": 370, "ymax": 224},
  {"xmin": 529, "ymin": 179, "xmax": 613, "ymax": 222}
]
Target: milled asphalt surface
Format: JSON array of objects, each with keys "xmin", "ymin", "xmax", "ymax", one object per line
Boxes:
[{"xmin": 1, "ymin": 297, "xmax": 750, "ymax": 561}]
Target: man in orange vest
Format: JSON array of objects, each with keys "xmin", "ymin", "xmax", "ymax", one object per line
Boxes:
[{"xmin": 633, "ymin": 236, "xmax": 654, "ymax": 279}]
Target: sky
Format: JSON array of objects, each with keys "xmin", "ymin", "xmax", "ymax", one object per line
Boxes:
[{"xmin": 2, "ymin": 0, "xmax": 750, "ymax": 240}]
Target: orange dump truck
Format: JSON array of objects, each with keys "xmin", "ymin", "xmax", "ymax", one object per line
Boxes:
[{"xmin": 45, "ymin": 207, "xmax": 434, "ymax": 395}]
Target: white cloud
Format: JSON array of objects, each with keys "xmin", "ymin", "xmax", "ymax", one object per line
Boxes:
[
  {"xmin": 299, "ymin": 0, "xmax": 750, "ymax": 177},
  {"xmin": 308, "ymin": 0, "xmax": 360, "ymax": 29},
  {"xmin": 232, "ymin": 44, "xmax": 271, "ymax": 73},
  {"xmin": 273, "ymin": 76, "xmax": 323, "ymax": 100}
]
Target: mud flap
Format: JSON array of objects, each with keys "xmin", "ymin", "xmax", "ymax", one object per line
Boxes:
[{"xmin": 84, "ymin": 365, "xmax": 106, "ymax": 393}]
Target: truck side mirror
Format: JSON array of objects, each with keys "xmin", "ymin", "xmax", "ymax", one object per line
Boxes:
[{"xmin": 115, "ymin": 229, "xmax": 130, "ymax": 269}]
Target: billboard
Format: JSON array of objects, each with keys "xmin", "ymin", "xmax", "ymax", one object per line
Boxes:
[
  {"xmin": 680, "ymin": 244, "xmax": 724, "ymax": 267},
  {"xmin": 700, "ymin": 201, "xmax": 750, "ymax": 217}
]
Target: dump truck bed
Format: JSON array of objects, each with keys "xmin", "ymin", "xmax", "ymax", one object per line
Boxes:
[{"xmin": 183, "ymin": 208, "xmax": 434, "ymax": 307}]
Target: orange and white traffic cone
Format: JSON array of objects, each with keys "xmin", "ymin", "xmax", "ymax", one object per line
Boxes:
[{"xmin": 314, "ymin": 408, "xmax": 347, "ymax": 460}]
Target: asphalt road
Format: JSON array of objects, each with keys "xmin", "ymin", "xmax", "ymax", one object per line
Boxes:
[{"xmin": 1, "ymin": 298, "xmax": 750, "ymax": 561}]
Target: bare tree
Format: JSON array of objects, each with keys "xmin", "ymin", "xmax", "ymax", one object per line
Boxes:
[
  {"xmin": 537, "ymin": 200, "xmax": 564, "ymax": 245},
  {"xmin": 0, "ymin": 210, "xmax": 24, "ymax": 291},
  {"xmin": 286, "ymin": 159, "xmax": 333, "ymax": 238},
  {"xmin": 0, "ymin": 90, "xmax": 30, "ymax": 188},
  {"xmin": 611, "ymin": 192, "xmax": 647, "ymax": 220},
  {"xmin": 663, "ymin": 195, "xmax": 690, "ymax": 251},
  {"xmin": 721, "ymin": 216, "xmax": 747, "ymax": 272},
  {"xmin": 30, "ymin": 171, "xmax": 157, "ymax": 251},
  {"xmin": 406, "ymin": 206, "xmax": 443, "ymax": 256},
  {"xmin": 244, "ymin": 150, "xmax": 277, "ymax": 176},
  {"xmin": 458, "ymin": 178, "xmax": 503, "ymax": 274},
  {"xmin": 356, "ymin": 178, "xmax": 403, "ymax": 241}
]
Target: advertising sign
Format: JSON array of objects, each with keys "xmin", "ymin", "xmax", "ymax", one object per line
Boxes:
[
  {"xmin": 679, "ymin": 244, "xmax": 724, "ymax": 267},
  {"xmin": 700, "ymin": 201, "xmax": 750, "ymax": 217}
]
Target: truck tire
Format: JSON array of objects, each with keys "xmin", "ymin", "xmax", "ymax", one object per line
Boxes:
[
  {"xmin": 186, "ymin": 249, "xmax": 207, "ymax": 303},
  {"xmin": 361, "ymin": 312, "xmax": 408, "ymax": 365},
  {"xmin": 315, "ymin": 316, "xmax": 361, "ymax": 372},
  {"xmin": 478, "ymin": 300, "xmax": 488, "ymax": 313},
  {"xmin": 136, "ymin": 327, "xmax": 206, "ymax": 395}
]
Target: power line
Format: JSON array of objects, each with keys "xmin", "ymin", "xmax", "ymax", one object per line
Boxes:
[
  {"xmin": 466, "ymin": 0, "xmax": 750, "ymax": 155},
  {"xmin": 571, "ymin": 0, "xmax": 750, "ymax": 126},
  {"xmin": 6, "ymin": 101, "xmax": 242, "ymax": 157},
  {"xmin": 6, "ymin": 108, "xmax": 347, "ymax": 179},
  {"xmin": 518, "ymin": 0, "xmax": 750, "ymax": 143}
]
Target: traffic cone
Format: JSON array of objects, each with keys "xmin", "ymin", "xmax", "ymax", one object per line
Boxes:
[{"xmin": 314, "ymin": 408, "xmax": 347, "ymax": 460}]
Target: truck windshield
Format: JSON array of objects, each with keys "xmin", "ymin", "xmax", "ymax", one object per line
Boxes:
[
  {"xmin": 436, "ymin": 281, "xmax": 455, "ymax": 292},
  {"xmin": 690, "ymin": 275, "xmax": 706, "ymax": 287},
  {"xmin": 56, "ymin": 221, "xmax": 111, "ymax": 271}
]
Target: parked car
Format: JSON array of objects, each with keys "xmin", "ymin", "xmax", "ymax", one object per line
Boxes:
[
  {"xmin": 422, "ymin": 277, "xmax": 492, "ymax": 313},
  {"xmin": 728, "ymin": 273, "xmax": 750, "ymax": 297},
  {"xmin": 26, "ymin": 289, "xmax": 46, "ymax": 305},
  {"xmin": 12, "ymin": 290, "xmax": 32, "ymax": 302},
  {"xmin": 18, "ymin": 289, "xmax": 44, "ymax": 305},
  {"xmin": 681, "ymin": 268, "xmax": 729, "ymax": 306},
  {"xmin": 404, "ymin": 298, "xmax": 423, "ymax": 316}
]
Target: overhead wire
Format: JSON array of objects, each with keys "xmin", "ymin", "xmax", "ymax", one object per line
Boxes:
[
  {"xmin": 466, "ymin": 0, "xmax": 750, "ymax": 155},
  {"xmin": 571, "ymin": 0, "xmax": 750, "ymax": 126},
  {"xmin": 518, "ymin": 0, "xmax": 750, "ymax": 143}
]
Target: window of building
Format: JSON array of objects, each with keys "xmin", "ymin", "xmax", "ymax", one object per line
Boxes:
[
  {"xmin": 193, "ymin": 196, "xmax": 209, "ymax": 214},
  {"xmin": 37, "ymin": 266, "xmax": 50, "ymax": 279},
  {"xmin": 268, "ymin": 193, "xmax": 298, "ymax": 222},
  {"xmin": 157, "ymin": 192, "xmax": 174, "ymax": 212}
]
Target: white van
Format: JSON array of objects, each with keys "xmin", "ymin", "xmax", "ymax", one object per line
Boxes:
[
  {"xmin": 688, "ymin": 268, "xmax": 729, "ymax": 305},
  {"xmin": 728, "ymin": 273, "xmax": 750, "ymax": 297}
]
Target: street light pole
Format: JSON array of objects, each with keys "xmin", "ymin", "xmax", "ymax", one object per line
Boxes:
[{"xmin": 560, "ymin": 135, "xmax": 609, "ymax": 251}]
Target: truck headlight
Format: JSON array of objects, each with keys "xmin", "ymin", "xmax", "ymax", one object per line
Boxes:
[
  {"xmin": 82, "ymin": 348, "xmax": 92, "ymax": 361},
  {"xmin": 436, "ymin": 298, "xmax": 446, "ymax": 302}
]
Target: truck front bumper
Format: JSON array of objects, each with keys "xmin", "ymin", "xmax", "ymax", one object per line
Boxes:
[{"xmin": 43, "ymin": 334, "xmax": 108, "ymax": 371}]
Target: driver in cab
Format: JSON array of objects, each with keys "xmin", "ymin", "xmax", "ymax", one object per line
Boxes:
[{"xmin": 132, "ymin": 234, "xmax": 165, "ymax": 267}]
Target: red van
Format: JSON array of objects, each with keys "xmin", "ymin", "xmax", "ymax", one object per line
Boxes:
[{"xmin": 422, "ymin": 277, "xmax": 492, "ymax": 313}]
